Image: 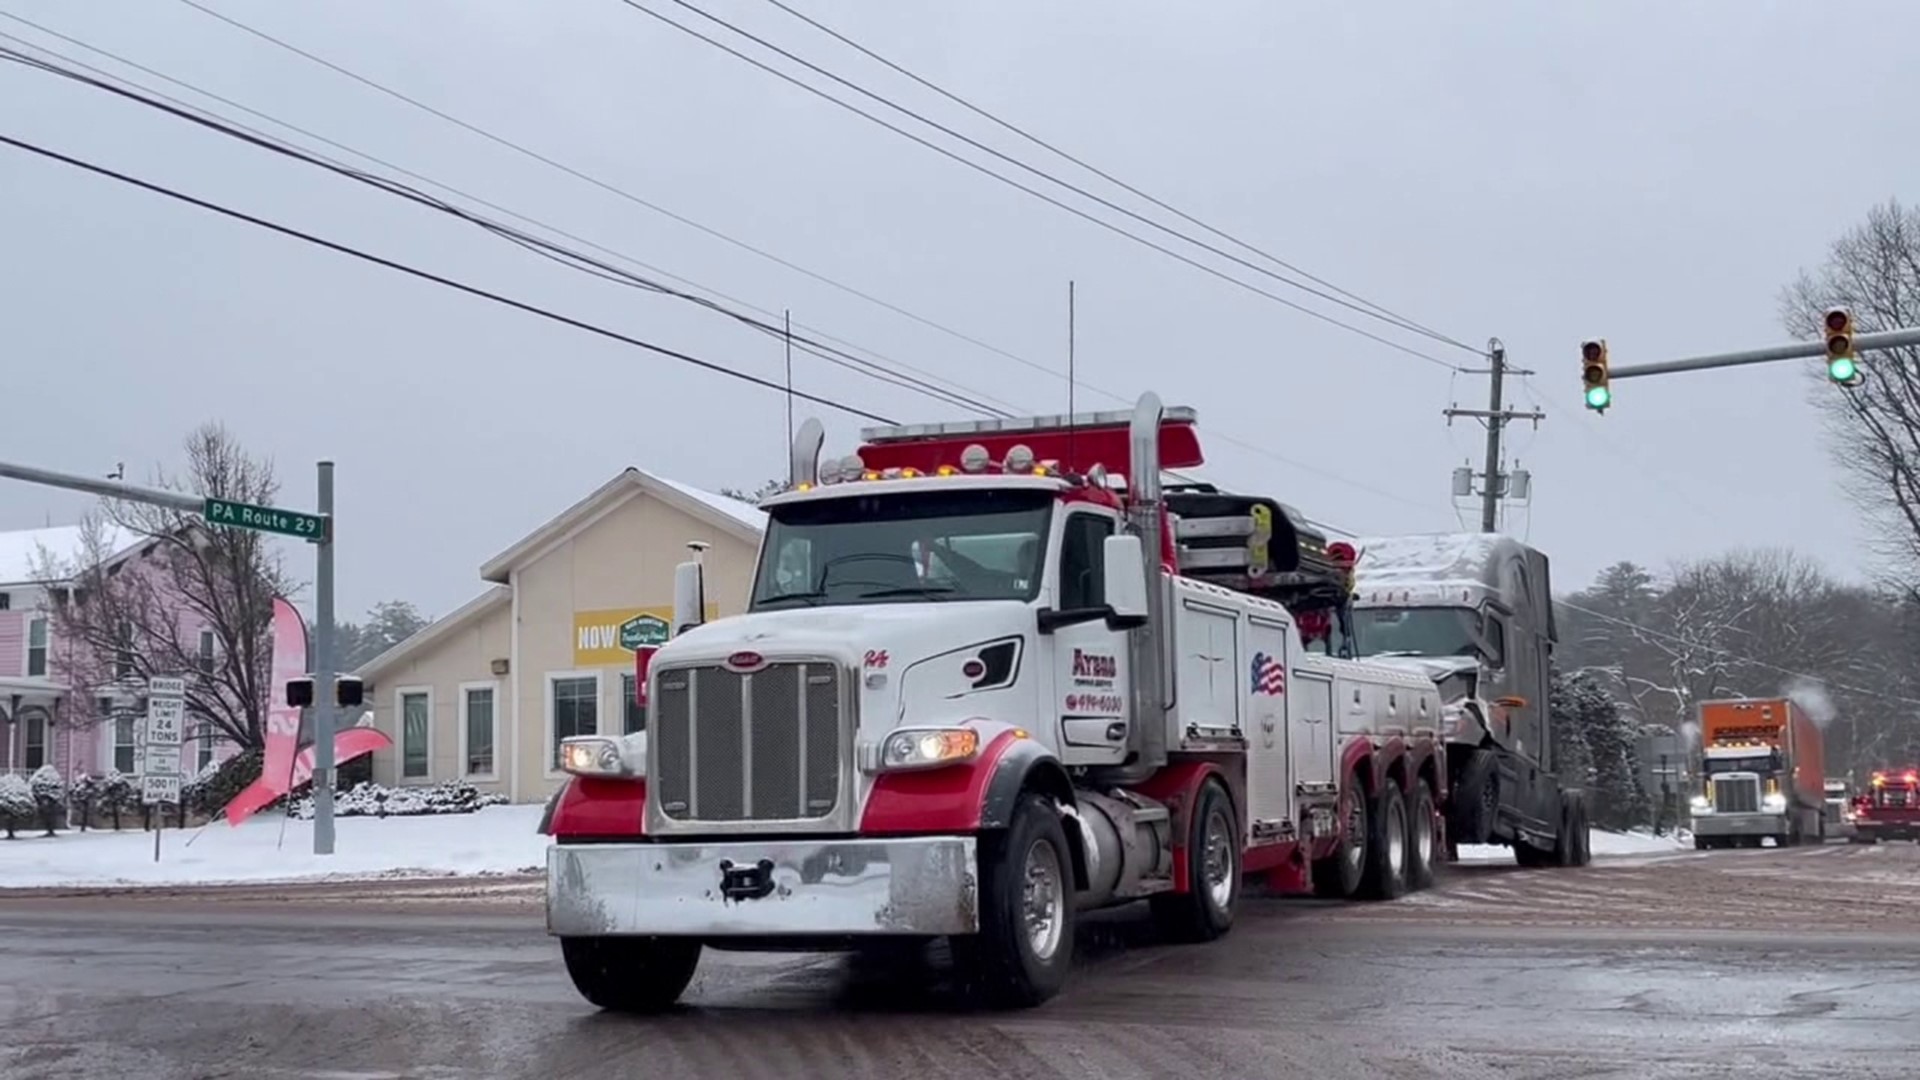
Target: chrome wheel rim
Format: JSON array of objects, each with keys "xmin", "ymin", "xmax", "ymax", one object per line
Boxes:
[
  {"xmin": 1344, "ymin": 791, "xmax": 1367, "ymax": 877},
  {"xmin": 1202, "ymin": 805, "xmax": 1236, "ymax": 910},
  {"xmin": 1387, "ymin": 800, "xmax": 1406, "ymax": 876},
  {"xmin": 1413, "ymin": 793, "xmax": 1434, "ymax": 869},
  {"xmin": 1021, "ymin": 838, "xmax": 1066, "ymax": 961}
]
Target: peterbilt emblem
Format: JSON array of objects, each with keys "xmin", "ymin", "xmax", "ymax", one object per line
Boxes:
[{"xmin": 726, "ymin": 650, "xmax": 767, "ymax": 672}]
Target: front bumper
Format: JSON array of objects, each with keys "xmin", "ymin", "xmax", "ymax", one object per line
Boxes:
[
  {"xmin": 1857, "ymin": 820, "xmax": 1920, "ymax": 840},
  {"xmin": 1691, "ymin": 813, "xmax": 1785, "ymax": 837},
  {"xmin": 547, "ymin": 835, "xmax": 979, "ymax": 938}
]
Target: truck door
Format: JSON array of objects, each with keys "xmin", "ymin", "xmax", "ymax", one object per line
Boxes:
[
  {"xmin": 1245, "ymin": 616, "xmax": 1295, "ymax": 836},
  {"xmin": 1051, "ymin": 509, "xmax": 1130, "ymax": 768}
]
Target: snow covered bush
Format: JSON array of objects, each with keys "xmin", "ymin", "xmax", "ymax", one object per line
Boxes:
[
  {"xmin": 189, "ymin": 748, "xmax": 261, "ymax": 820},
  {"xmin": 0, "ymin": 774, "xmax": 36, "ymax": 839},
  {"xmin": 67, "ymin": 774, "xmax": 100, "ymax": 831},
  {"xmin": 288, "ymin": 780, "xmax": 509, "ymax": 820},
  {"xmin": 29, "ymin": 765, "xmax": 66, "ymax": 836},
  {"xmin": 99, "ymin": 769, "xmax": 134, "ymax": 830}
]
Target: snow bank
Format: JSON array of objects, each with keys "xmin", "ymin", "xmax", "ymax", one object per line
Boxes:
[
  {"xmin": 0, "ymin": 804, "xmax": 550, "ymax": 889},
  {"xmin": 1456, "ymin": 828, "xmax": 1691, "ymax": 863}
]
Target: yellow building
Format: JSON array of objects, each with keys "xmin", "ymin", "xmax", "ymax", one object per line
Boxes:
[{"xmin": 357, "ymin": 467, "xmax": 764, "ymax": 802}]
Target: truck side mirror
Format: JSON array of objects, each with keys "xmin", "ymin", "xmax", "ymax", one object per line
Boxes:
[
  {"xmin": 673, "ymin": 560, "xmax": 706, "ymax": 635},
  {"xmin": 1102, "ymin": 534, "xmax": 1149, "ymax": 628}
]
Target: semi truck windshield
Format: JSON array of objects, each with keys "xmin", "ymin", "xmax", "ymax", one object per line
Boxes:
[
  {"xmin": 752, "ymin": 488, "xmax": 1053, "ymax": 609},
  {"xmin": 1351, "ymin": 607, "xmax": 1482, "ymax": 659}
]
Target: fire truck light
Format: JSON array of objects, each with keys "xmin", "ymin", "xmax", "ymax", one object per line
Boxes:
[
  {"xmin": 1004, "ymin": 444, "xmax": 1036, "ymax": 473},
  {"xmin": 1907, "ymin": 772, "xmax": 1918, "ymax": 785},
  {"xmin": 960, "ymin": 444, "xmax": 991, "ymax": 473},
  {"xmin": 936, "ymin": 464, "xmax": 958, "ymax": 476}
]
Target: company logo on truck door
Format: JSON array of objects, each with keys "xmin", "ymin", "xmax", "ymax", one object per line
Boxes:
[{"xmin": 1072, "ymin": 649, "xmax": 1117, "ymax": 681}]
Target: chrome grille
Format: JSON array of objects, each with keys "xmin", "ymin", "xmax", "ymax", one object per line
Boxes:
[
  {"xmin": 652, "ymin": 661, "xmax": 842, "ymax": 823},
  {"xmin": 1713, "ymin": 776, "xmax": 1760, "ymax": 813}
]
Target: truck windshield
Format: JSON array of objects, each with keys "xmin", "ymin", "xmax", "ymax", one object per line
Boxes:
[
  {"xmin": 752, "ymin": 487, "xmax": 1052, "ymax": 609},
  {"xmin": 1351, "ymin": 606, "xmax": 1480, "ymax": 658},
  {"xmin": 1705, "ymin": 754, "xmax": 1777, "ymax": 775}
]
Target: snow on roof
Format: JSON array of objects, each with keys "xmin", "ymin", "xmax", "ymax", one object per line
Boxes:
[
  {"xmin": 655, "ymin": 476, "xmax": 767, "ymax": 533},
  {"xmin": 0, "ymin": 524, "xmax": 144, "ymax": 586},
  {"xmin": 1351, "ymin": 532, "xmax": 1505, "ymax": 586}
]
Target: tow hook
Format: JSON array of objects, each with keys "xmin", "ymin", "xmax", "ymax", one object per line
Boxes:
[{"xmin": 718, "ymin": 858, "xmax": 777, "ymax": 902}]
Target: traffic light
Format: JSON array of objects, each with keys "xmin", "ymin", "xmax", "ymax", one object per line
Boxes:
[
  {"xmin": 1581, "ymin": 339, "xmax": 1611, "ymax": 412},
  {"xmin": 1823, "ymin": 307, "xmax": 1861, "ymax": 385}
]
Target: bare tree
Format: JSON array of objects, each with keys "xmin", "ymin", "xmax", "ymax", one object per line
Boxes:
[
  {"xmin": 33, "ymin": 423, "xmax": 296, "ymax": 754},
  {"xmin": 1779, "ymin": 198, "xmax": 1920, "ymax": 588}
]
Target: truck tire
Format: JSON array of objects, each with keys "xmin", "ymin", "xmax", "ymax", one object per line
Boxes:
[
  {"xmin": 1359, "ymin": 781, "xmax": 1410, "ymax": 901},
  {"xmin": 1568, "ymin": 796, "xmax": 1592, "ymax": 867},
  {"xmin": 1150, "ymin": 778, "xmax": 1240, "ymax": 942},
  {"xmin": 559, "ymin": 935, "xmax": 702, "ymax": 1013},
  {"xmin": 1450, "ymin": 748, "xmax": 1500, "ymax": 845},
  {"xmin": 1406, "ymin": 777, "xmax": 1439, "ymax": 891},
  {"xmin": 1314, "ymin": 774, "xmax": 1369, "ymax": 899},
  {"xmin": 952, "ymin": 792, "xmax": 1075, "ymax": 1008}
]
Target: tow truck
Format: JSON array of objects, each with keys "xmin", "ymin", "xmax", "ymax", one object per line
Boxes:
[
  {"xmin": 1852, "ymin": 768, "xmax": 1920, "ymax": 843},
  {"xmin": 538, "ymin": 396, "xmax": 1502, "ymax": 1011}
]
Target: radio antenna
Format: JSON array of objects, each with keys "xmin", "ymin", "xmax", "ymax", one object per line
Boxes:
[{"xmin": 1066, "ymin": 280, "xmax": 1077, "ymax": 470}]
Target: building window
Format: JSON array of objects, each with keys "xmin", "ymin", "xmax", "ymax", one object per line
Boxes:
[
  {"xmin": 550, "ymin": 675, "xmax": 598, "ymax": 769},
  {"xmin": 462, "ymin": 685, "xmax": 495, "ymax": 777},
  {"xmin": 399, "ymin": 690, "xmax": 430, "ymax": 779},
  {"xmin": 112, "ymin": 620, "xmax": 136, "ymax": 681},
  {"xmin": 27, "ymin": 616, "xmax": 48, "ymax": 677},
  {"xmin": 620, "ymin": 673, "xmax": 647, "ymax": 734},
  {"xmin": 114, "ymin": 713, "xmax": 137, "ymax": 774},
  {"xmin": 23, "ymin": 712, "xmax": 46, "ymax": 770},
  {"xmin": 197, "ymin": 726, "xmax": 217, "ymax": 772},
  {"xmin": 0, "ymin": 592, "xmax": 10, "ymax": 610},
  {"xmin": 198, "ymin": 628, "xmax": 217, "ymax": 676}
]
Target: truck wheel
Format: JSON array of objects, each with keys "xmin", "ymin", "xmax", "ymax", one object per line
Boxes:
[
  {"xmin": 1359, "ymin": 782, "xmax": 1410, "ymax": 901},
  {"xmin": 1314, "ymin": 775, "xmax": 1369, "ymax": 898},
  {"xmin": 1450, "ymin": 748, "xmax": 1500, "ymax": 845},
  {"xmin": 1150, "ymin": 778, "xmax": 1239, "ymax": 942},
  {"xmin": 559, "ymin": 935, "xmax": 702, "ymax": 1013},
  {"xmin": 1569, "ymin": 796, "xmax": 1592, "ymax": 867},
  {"xmin": 1406, "ymin": 778, "xmax": 1438, "ymax": 891},
  {"xmin": 953, "ymin": 792, "xmax": 1075, "ymax": 1008}
]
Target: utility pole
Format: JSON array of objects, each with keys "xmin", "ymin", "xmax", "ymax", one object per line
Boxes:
[
  {"xmin": 312, "ymin": 461, "xmax": 337, "ymax": 855},
  {"xmin": 1443, "ymin": 337, "xmax": 1545, "ymax": 532}
]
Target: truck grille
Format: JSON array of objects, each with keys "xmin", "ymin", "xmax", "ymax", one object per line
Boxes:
[
  {"xmin": 651, "ymin": 661, "xmax": 843, "ymax": 823},
  {"xmin": 1713, "ymin": 776, "xmax": 1761, "ymax": 813}
]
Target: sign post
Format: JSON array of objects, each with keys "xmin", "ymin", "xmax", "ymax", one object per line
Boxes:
[{"xmin": 141, "ymin": 675, "xmax": 187, "ymax": 861}]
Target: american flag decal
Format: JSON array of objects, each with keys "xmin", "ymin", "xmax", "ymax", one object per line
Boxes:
[{"xmin": 1250, "ymin": 651, "xmax": 1286, "ymax": 696}]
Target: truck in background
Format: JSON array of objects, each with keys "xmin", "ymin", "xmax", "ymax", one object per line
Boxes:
[
  {"xmin": 1824, "ymin": 776, "xmax": 1857, "ymax": 840},
  {"xmin": 1851, "ymin": 768, "xmax": 1920, "ymax": 843},
  {"xmin": 540, "ymin": 397, "xmax": 1500, "ymax": 1012},
  {"xmin": 1348, "ymin": 533, "xmax": 1594, "ymax": 869},
  {"xmin": 1688, "ymin": 697, "xmax": 1826, "ymax": 848}
]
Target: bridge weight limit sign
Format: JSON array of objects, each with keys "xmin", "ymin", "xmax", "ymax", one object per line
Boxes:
[{"xmin": 141, "ymin": 675, "xmax": 187, "ymax": 862}]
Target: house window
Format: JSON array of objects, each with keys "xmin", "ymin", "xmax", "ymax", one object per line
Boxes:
[
  {"xmin": 112, "ymin": 620, "xmax": 136, "ymax": 680},
  {"xmin": 23, "ymin": 712, "xmax": 46, "ymax": 770},
  {"xmin": 197, "ymin": 722, "xmax": 217, "ymax": 772},
  {"xmin": 0, "ymin": 592, "xmax": 10, "ymax": 610},
  {"xmin": 1059, "ymin": 513, "xmax": 1115, "ymax": 610},
  {"xmin": 620, "ymin": 673, "xmax": 647, "ymax": 734},
  {"xmin": 550, "ymin": 675, "xmax": 598, "ymax": 769},
  {"xmin": 114, "ymin": 713, "xmax": 137, "ymax": 774},
  {"xmin": 400, "ymin": 690, "xmax": 430, "ymax": 779},
  {"xmin": 27, "ymin": 616, "xmax": 48, "ymax": 677},
  {"xmin": 198, "ymin": 629, "xmax": 217, "ymax": 676},
  {"xmin": 462, "ymin": 686, "xmax": 495, "ymax": 777}
]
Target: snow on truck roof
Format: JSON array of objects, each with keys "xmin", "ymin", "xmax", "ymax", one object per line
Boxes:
[{"xmin": 1350, "ymin": 533, "xmax": 1508, "ymax": 583}]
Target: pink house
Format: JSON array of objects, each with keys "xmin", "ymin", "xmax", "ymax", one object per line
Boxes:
[{"xmin": 0, "ymin": 523, "xmax": 232, "ymax": 781}]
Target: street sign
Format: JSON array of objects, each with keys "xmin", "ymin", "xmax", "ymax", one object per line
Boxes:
[
  {"xmin": 141, "ymin": 774, "xmax": 182, "ymax": 804},
  {"xmin": 140, "ymin": 674, "xmax": 187, "ymax": 807},
  {"xmin": 203, "ymin": 497, "xmax": 328, "ymax": 543}
]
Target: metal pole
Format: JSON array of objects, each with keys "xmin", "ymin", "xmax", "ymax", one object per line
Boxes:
[
  {"xmin": 1480, "ymin": 341, "xmax": 1506, "ymax": 533},
  {"xmin": 1609, "ymin": 326, "xmax": 1920, "ymax": 380},
  {"xmin": 312, "ymin": 461, "xmax": 336, "ymax": 856},
  {"xmin": 0, "ymin": 460, "xmax": 203, "ymax": 514}
]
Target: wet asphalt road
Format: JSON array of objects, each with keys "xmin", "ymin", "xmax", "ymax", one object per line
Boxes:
[{"xmin": 3, "ymin": 842, "xmax": 1919, "ymax": 1079}]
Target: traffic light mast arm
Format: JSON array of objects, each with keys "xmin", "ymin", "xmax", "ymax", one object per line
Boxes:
[{"xmin": 1605, "ymin": 326, "xmax": 1920, "ymax": 380}]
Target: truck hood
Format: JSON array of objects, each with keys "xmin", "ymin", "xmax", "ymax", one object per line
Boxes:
[
  {"xmin": 1360, "ymin": 653, "xmax": 1479, "ymax": 684},
  {"xmin": 659, "ymin": 600, "xmax": 1035, "ymax": 668}
]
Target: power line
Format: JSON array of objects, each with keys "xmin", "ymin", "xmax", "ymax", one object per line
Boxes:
[
  {"xmin": 613, "ymin": 0, "xmax": 1465, "ymax": 373},
  {"xmin": 0, "ymin": 129, "xmax": 901, "ymax": 424},
  {"xmin": 756, "ymin": 0, "xmax": 1470, "ymax": 353},
  {"xmin": 653, "ymin": 0, "xmax": 1474, "ymax": 355}
]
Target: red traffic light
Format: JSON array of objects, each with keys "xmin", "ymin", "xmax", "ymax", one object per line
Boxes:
[
  {"xmin": 1581, "ymin": 341, "xmax": 1603, "ymax": 364},
  {"xmin": 1825, "ymin": 308, "xmax": 1851, "ymax": 333}
]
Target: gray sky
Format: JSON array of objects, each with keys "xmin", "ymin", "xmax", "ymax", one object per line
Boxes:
[{"xmin": 3, "ymin": 0, "xmax": 1913, "ymax": 623}]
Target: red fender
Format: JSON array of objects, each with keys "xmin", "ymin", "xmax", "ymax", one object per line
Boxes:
[
  {"xmin": 548, "ymin": 777, "xmax": 647, "ymax": 839},
  {"xmin": 859, "ymin": 723, "xmax": 1032, "ymax": 834},
  {"xmin": 1128, "ymin": 760, "xmax": 1231, "ymax": 895},
  {"xmin": 1340, "ymin": 736, "xmax": 1375, "ymax": 788}
]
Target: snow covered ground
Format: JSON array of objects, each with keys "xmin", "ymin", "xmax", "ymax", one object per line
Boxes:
[
  {"xmin": 1456, "ymin": 828, "xmax": 1692, "ymax": 863},
  {"xmin": 0, "ymin": 804, "xmax": 550, "ymax": 889}
]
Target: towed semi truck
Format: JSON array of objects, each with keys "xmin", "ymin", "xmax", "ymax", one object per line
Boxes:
[
  {"xmin": 1348, "ymin": 533, "xmax": 1595, "ymax": 868},
  {"xmin": 1689, "ymin": 697, "xmax": 1827, "ymax": 848},
  {"xmin": 538, "ymin": 396, "xmax": 1588, "ymax": 1012}
]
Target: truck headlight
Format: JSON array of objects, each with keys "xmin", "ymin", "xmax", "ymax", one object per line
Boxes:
[
  {"xmin": 865, "ymin": 726, "xmax": 982, "ymax": 773},
  {"xmin": 1689, "ymin": 794, "xmax": 1710, "ymax": 812},
  {"xmin": 1762, "ymin": 792, "xmax": 1787, "ymax": 812},
  {"xmin": 558, "ymin": 735, "xmax": 641, "ymax": 778}
]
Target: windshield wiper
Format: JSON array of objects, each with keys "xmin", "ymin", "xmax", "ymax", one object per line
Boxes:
[
  {"xmin": 755, "ymin": 590, "xmax": 827, "ymax": 608},
  {"xmin": 853, "ymin": 585, "xmax": 959, "ymax": 601}
]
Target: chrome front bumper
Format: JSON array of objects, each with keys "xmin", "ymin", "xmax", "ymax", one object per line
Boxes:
[
  {"xmin": 547, "ymin": 836, "xmax": 979, "ymax": 938},
  {"xmin": 1691, "ymin": 813, "xmax": 1784, "ymax": 837}
]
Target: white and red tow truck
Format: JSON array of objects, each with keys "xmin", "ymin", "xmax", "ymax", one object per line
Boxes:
[{"xmin": 540, "ymin": 396, "xmax": 1486, "ymax": 1010}]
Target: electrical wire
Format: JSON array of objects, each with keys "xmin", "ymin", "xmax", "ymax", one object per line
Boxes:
[
  {"xmin": 657, "ymin": 0, "xmax": 1474, "ymax": 355},
  {"xmin": 612, "ymin": 0, "xmax": 1465, "ymax": 373},
  {"xmin": 756, "ymin": 0, "xmax": 1471, "ymax": 353},
  {"xmin": 0, "ymin": 130, "xmax": 902, "ymax": 424}
]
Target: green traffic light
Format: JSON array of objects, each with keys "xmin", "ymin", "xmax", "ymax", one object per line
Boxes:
[
  {"xmin": 1585, "ymin": 385, "xmax": 1611, "ymax": 409},
  {"xmin": 1828, "ymin": 356, "xmax": 1858, "ymax": 383}
]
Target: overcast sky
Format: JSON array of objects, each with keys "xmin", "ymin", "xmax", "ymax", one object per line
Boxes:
[{"xmin": 3, "ymin": 0, "xmax": 1914, "ymax": 622}]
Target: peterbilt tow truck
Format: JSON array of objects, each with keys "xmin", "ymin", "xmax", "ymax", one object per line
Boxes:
[
  {"xmin": 540, "ymin": 397, "xmax": 1480, "ymax": 1011},
  {"xmin": 1851, "ymin": 768, "xmax": 1920, "ymax": 843},
  {"xmin": 1348, "ymin": 534, "xmax": 1595, "ymax": 868}
]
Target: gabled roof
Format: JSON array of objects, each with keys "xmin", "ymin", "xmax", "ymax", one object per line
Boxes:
[
  {"xmin": 354, "ymin": 586, "xmax": 511, "ymax": 681},
  {"xmin": 0, "ymin": 523, "xmax": 147, "ymax": 588},
  {"xmin": 478, "ymin": 467, "xmax": 766, "ymax": 585}
]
